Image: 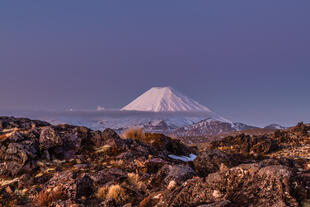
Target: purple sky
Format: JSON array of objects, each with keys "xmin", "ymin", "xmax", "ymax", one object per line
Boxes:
[{"xmin": 1, "ymin": 1, "xmax": 310, "ymax": 126}]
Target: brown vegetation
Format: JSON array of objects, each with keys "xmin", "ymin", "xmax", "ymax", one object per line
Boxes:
[
  {"xmin": 121, "ymin": 127, "xmax": 145, "ymax": 140},
  {"xmin": 96, "ymin": 185, "xmax": 109, "ymax": 200},
  {"xmin": 35, "ymin": 187, "xmax": 63, "ymax": 206},
  {"xmin": 127, "ymin": 173, "xmax": 146, "ymax": 191},
  {"xmin": 96, "ymin": 184, "xmax": 128, "ymax": 204}
]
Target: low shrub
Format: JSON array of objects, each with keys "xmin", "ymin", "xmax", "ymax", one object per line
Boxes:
[
  {"xmin": 35, "ymin": 187, "xmax": 63, "ymax": 206},
  {"xmin": 121, "ymin": 128, "xmax": 145, "ymax": 140},
  {"xmin": 96, "ymin": 184, "xmax": 128, "ymax": 204},
  {"xmin": 127, "ymin": 173, "xmax": 146, "ymax": 191}
]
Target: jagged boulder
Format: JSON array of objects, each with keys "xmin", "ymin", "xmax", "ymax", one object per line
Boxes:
[
  {"xmin": 291, "ymin": 122, "xmax": 309, "ymax": 136},
  {"xmin": 211, "ymin": 134, "xmax": 279, "ymax": 155},
  {"xmin": 0, "ymin": 135, "xmax": 39, "ymax": 176},
  {"xmin": 76, "ymin": 174, "xmax": 95, "ymax": 199},
  {"xmin": 156, "ymin": 163, "xmax": 300, "ymax": 207},
  {"xmin": 94, "ymin": 168, "xmax": 127, "ymax": 185},
  {"xmin": 90, "ymin": 128, "xmax": 123, "ymax": 148},
  {"xmin": 143, "ymin": 133, "xmax": 191, "ymax": 156},
  {"xmin": 55, "ymin": 125, "xmax": 91, "ymax": 158},
  {"xmin": 39, "ymin": 126, "xmax": 63, "ymax": 150},
  {"xmin": 0, "ymin": 116, "xmax": 49, "ymax": 130},
  {"xmin": 193, "ymin": 149, "xmax": 233, "ymax": 177},
  {"xmin": 151, "ymin": 164, "xmax": 196, "ymax": 188},
  {"xmin": 145, "ymin": 158, "xmax": 168, "ymax": 174}
]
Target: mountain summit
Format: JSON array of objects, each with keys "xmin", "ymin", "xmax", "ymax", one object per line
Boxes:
[{"xmin": 122, "ymin": 87, "xmax": 211, "ymax": 112}]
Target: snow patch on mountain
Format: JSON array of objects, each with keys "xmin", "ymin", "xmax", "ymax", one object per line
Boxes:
[
  {"xmin": 174, "ymin": 118, "xmax": 257, "ymax": 136},
  {"xmin": 264, "ymin": 124, "xmax": 287, "ymax": 130}
]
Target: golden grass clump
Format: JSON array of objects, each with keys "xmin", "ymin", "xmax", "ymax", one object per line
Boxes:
[
  {"xmin": 95, "ymin": 144, "xmax": 112, "ymax": 154},
  {"xmin": 109, "ymin": 159, "xmax": 124, "ymax": 167},
  {"xmin": 96, "ymin": 184, "xmax": 128, "ymax": 204},
  {"xmin": 35, "ymin": 187, "xmax": 63, "ymax": 206},
  {"xmin": 127, "ymin": 173, "xmax": 146, "ymax": 191},
  {"xmin": 0, "ymin": 128, "xmax": 19, "ymax": 139},
  {"xmin": 96, "ymin": 185, "xmax": 109, "ymax": 200},
  {"xmin": 121, "ymin": 128, "xmax": 145, "ymax": 140},
  {"xmin": 107, "ymin": 185, "xmax": 127, "ymax": 203}
]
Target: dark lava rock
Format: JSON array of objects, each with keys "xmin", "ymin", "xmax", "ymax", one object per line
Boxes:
[
  {"xmin": 1, "ymin": 139, "xmax": 39, "ymax": 176},
  {"xmin": 211, "ymin": 133, "xmax": 279, "ymax": 155},
  {"xmin": 152, "ymin": 164, "xmax": 196, "ymax": 187},
  {"xmin": 0, "ymin": 116, "xmax": 49, "ymax": 130},
  {"xmin": 95, "ymin": 168, "xmax": 127, "ymax": 185},
  {"xmin": 291, "ymin": 122, "xmax": 309, "ymax": 136},
  {"xmin": 99, "ymin": 199, "xmax": 117, "ymax": 207},
  {"xmin": 18, "ymin": 173, "xmax": 34, "ymax": 188},
  {"xmin": 157, "ymin": 163, "xmax": 300, "ymax": 207},
  {"xmin": 39, "ymin": 126, "xmax": 63, "ymax": 150},
  {"xmin": 89, "ymin": 128, "xmax": 123, "ymax": 149},
  {"xmin": 145, "ymin": 158, "xmax": 168, "ymax": 174},
  {"xmin": 193, "ymin": 149, "xmax": 233, "ymax": 177},
  {"xmin": 76, "ymin": 174, "xmax": 94, "ymax": 199},
  {"xmin": 143, "ymin": 133, "xmax": 192, "ymax": 156},
  {"xmin": 0, "ymin": 117, "xmax": 308, "ymax": 206},
  {"xmin": 197, "ymin": 200, "xmax": 231, "ymax": 207}
]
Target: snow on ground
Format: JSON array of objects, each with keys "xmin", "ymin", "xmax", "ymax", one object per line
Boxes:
[{"xmin": 168, "ymin": 153, "xmax": 197, "ymax": 162}]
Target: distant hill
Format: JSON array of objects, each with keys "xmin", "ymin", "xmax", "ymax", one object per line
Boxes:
[{"xmin": 264, "ymin": 124, "xmax": 287, "ymax": 130}]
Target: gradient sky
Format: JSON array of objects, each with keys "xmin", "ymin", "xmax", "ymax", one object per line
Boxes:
[{"xmin": 1, "ymin": 1, "xmax": 310, "ymax": 126}]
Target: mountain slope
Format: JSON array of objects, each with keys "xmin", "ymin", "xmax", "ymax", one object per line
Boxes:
[
  {"xmin": 122, "ymin": 87, "xmax": 211, "ymax": 112},
  {"xmin": 264, "ymin": 124, "xmax": 287, "ymax": 130},
  {"xmin": 47, "ymin": 87, "xmax": 241, "ymax": 136},
  {"xmin": 174, "ymin": 118, "xmax": 257, "ymax": 137}
]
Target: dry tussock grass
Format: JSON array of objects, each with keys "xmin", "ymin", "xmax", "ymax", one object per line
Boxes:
[
  {"xmin": 96, "ymin": 184, "xmax": 128, "ymax": 204},
  {"xmin": 107, "ymin": 185, "xmax": 127, "ymax": 203},
  {"xmin": 96, "ymin": 185, "xmax": 109, "ymax": 200},
  {"xmin": 109, "ymin": 159, "xmax": 124, "ymax": 167},
  {"xmin": 95, "ymin": 144, "xmax": 112, "ymax": 154},
  {"xmin": 121, "ymin": 128, "xmax": 145, "ymax": 140},
  {"xmin": 127, "ymin": 173, "xmax": 146, "ymax": 191},
  {"xmin": 35, "ymin": 187, "xmax": 63, "ymax": 206}
]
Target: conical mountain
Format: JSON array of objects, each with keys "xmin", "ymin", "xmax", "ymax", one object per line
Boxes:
[{"xmin": 121, "ymin": 87, "xmax": 212, "ymax": 112}]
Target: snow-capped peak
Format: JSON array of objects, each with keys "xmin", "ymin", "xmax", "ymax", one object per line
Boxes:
[{"xmin": 121, "ymin": 87, "xmax": 212, "ymax": 112}]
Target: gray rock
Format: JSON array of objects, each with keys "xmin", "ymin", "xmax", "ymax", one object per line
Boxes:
[
  {"xmin": 193, "ymin": 149, "xmax": 233, "ymax": 177},
  {"xmin": 153, "ymin": 164, "xmax": 196, "ymax": 186},
  {"xmin": 157, "ymin": 164, "xmax": 299, "ymax": 207},
  {"xmin": 39, "ymin": 127, "xmax": 63, "ymax": 150}
]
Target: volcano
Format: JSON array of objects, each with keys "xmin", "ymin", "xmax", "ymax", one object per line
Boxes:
[{"xmin": 121, "ymin": 87, "xmax": 211, "ymax": 112}]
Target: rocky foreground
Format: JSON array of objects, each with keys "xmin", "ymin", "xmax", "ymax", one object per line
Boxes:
[{"xmin": 0, "ymin": 117, "xmax": 309, "ymax": 207}]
